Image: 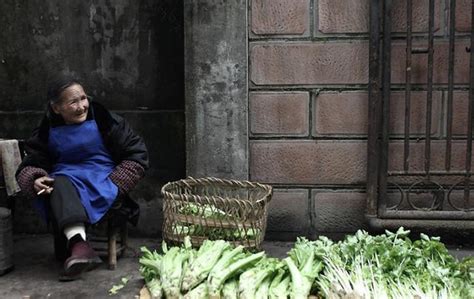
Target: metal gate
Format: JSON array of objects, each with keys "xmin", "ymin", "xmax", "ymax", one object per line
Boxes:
[{"xmin": 367, "ymin": 0, "xmax": 474, "ymax": 230}]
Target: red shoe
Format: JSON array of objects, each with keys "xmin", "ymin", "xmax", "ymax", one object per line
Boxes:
[{"xmin": 59, "ymin": 241, "xmax": 102, "ymax": 281}]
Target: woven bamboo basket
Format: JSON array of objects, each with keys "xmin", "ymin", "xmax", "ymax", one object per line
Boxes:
[{"xmin": 161, "ymin": 177, "xmax": 272, "ymax": 249}]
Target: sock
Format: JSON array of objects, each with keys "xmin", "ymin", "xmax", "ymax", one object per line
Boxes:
[
  {"xmin": 68, "ymin": 234, "xmax": 84, "ymax": 249},
  {"xmin": 63, "ymin": 223, "xmax": 86, "ymax": 240}
]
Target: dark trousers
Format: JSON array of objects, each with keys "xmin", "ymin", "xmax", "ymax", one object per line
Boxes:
[
  {"xmin": 47, "ymin": 176, "xmax": 134, "ymax": 260},
  {"xmin": 48, "ymin": 176, "xmax": 89, "ymax": 261},
  {"xmin": 49, "ymin": 176, "xmax": 89, "ymax": 231}
]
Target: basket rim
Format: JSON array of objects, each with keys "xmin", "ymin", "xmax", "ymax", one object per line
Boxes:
[{"xmin": 161, "ymin": 176, "xmax": 273, "ymax": 205}]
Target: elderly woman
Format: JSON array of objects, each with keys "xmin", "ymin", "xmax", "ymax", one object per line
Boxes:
[{"xmin": 15, "ymin": 73, "xmax": 149, "ymax": 280}]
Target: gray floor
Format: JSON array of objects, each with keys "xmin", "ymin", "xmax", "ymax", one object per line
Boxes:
[
  {"xmin": 0, "ymin": 234, "xmax": 471, "ymax": 299},
  {"xmin": 0, "ymin": 234, "xmax": 293, "ymax": 299}
]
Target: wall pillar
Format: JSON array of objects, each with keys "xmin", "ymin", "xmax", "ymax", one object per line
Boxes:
[{"xmin": 184, "ymin": 0, "xmax": 248, "ymax": 179}]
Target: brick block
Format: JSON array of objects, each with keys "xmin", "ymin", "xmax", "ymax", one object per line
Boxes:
[
  {"xmin": 452, "ymin": 91, "xmax": 470, "ymax": 135},
  {"xmin": 391, "ymin": 41, "xmax": 470, "ymax": 84},
  {"xmin": 311, "ymin": 191, "xmax": 368, "ymax": 233},
  {"xmin": 250, "ymin": 42, "xmax": 369, "ymax": 85},
  {"xmin": 318, "ymin": 0, "xmax": 441, "ymax": 34},
  {"xmin": 250, "ymin": 140, "xmax": 474, "ymax": 186},
  {"xmin": 250, "ymin": 92, "xmax": 309, "ymax": 136},
  {"xmin": 250, "ymin": 141, "xmax": 367, "ymax": 185},
  {"xmin": 313, "ymin": 91, "xmax": 441, "ymax": 135},
  {"xmin": 455, "ymin": 0, "xmax": 471, "ymax": 32},
  {"xmin": 267, "ymin": 189, "xmax": 310, "ymax": 232},
  {"xmin": 251, "ymin": 0, "xmax": 309, "ymax": 35}
]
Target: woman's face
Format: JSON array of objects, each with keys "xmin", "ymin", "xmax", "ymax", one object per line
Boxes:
[{"xmin": 51, "ymin": 84, "xmax": 89, "ymax": 125}]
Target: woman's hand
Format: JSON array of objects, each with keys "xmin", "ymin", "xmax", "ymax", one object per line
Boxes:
[{"xmin": 34, "ymin": 176, "xmax": 55, "ymax": 195}]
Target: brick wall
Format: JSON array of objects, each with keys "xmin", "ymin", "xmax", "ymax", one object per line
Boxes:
[{"xmin": 248, "ymin": 0, "xmax": 472, "ymax": 239}]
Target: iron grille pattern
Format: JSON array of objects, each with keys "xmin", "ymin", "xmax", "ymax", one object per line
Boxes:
[{"xmin": 367, "ymin": 0, "xmax": 474, "ymax": 228}]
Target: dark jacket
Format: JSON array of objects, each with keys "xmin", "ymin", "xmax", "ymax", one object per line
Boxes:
[
  {"xmin": 15, "ymin": 101, "xmax": 149, "ymax": 226},
  {"xmin": 16, "ymin": 101, "xmax": 149, "ymax": 175}
]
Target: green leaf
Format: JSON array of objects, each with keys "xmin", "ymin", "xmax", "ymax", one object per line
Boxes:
[{"xmin": 109, "ymin": 277, "xmax": 129, "ymax": 296}]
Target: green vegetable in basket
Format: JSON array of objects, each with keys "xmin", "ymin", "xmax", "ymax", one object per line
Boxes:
[
  {"xmin": 172, "ymin": 224, "xmax": 260, "ymax": 241},
  {"xmin": 207, "ymin": 246, "xmax": 265, "ymax": 297},
  {"xmin": 232, "ymin": 228, "xmax": 260, "ymax": 239},
  {"xmin": 179, "ymin": 202, "xmax": 228, "ymax": 219},
  {"xmin": 172, "ymin": 224, "xmax": 192, "ymax": 235},
  {"xmin": 181, "ymin": 239, "xmax": 232, "ymax": 292}
]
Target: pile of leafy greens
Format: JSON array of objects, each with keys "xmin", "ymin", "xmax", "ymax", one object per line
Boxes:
[
  {"xmin": 173, "ymin": 203, "xmax": 261, "ymax": 241},
  {"xmin": 139, "ymin": 228, "xmax": 473, "ymax": 298},
  {"xmin": 312, "ymin": 227, "xmax": 473, "ymax": 299}
]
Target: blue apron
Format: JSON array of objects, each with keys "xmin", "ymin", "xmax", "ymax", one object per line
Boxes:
[{"xmin": 45, "ymin": 120, "xmax": 118, "ymax": 224}]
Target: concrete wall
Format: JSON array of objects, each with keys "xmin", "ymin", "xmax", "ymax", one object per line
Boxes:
[
  {"xmin": 249, "ymin": 0, "xmax": 473, "ymax": 239},
  {"xmin": 0, "ymin": 0, "xmax": 185, "ymax": 236},
  {"xmin": 184, "ymin": 0, "xmax": 248, "ymax": 180}
]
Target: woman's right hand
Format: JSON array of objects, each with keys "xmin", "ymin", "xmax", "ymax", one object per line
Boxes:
[{"xmin": 34, "ymin": 176, "xmax": 55, "ymax": 195}]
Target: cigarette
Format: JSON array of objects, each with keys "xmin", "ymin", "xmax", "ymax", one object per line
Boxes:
[{"xmin": 37, "ymin": 188, "xmax": 47, "ymax": 195}]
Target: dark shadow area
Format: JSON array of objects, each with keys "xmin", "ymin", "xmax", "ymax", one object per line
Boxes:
[{"xmin": 0, "ymin": 0, "xmax": 185, "ymax": 236}]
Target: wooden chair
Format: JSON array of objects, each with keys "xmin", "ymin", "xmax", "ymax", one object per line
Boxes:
[
  {"xmin": 88, "ymin": 206, "xmax": 129, "ymax": 270},
  {"xmin": 51, "ymin": 202, "xmax": 135, "ymax": 271}
]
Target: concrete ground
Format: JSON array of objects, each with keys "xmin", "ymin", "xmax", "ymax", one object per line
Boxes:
[
  {"xmin": 0, "ymin": 234, "xmax": 472, "ymax": 299},
  {"xmin": 0, "ymin": 234, "xmax": 293, "ymax": 299}
]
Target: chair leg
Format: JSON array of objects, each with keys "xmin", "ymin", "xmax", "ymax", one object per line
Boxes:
[
  {"xmin": 108, "ymin": 226, "xmax": 117, "ymax": 270},
  {"xmin": 119, "ymin": 224, "xmax": 128, "ymax": 257}
]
